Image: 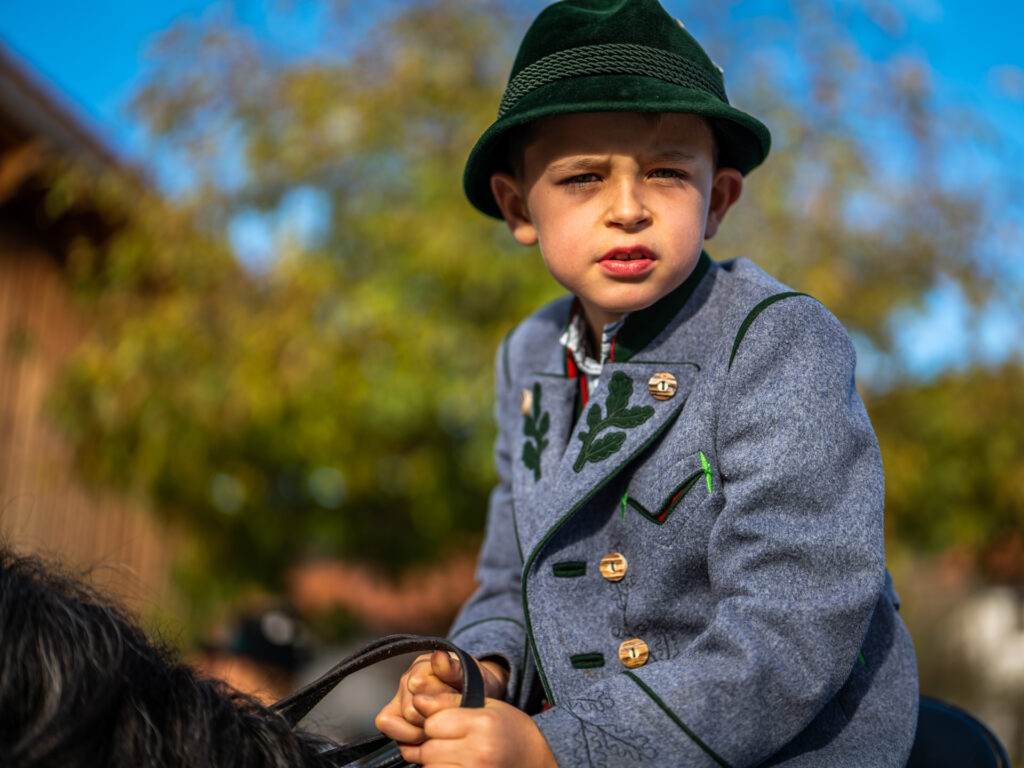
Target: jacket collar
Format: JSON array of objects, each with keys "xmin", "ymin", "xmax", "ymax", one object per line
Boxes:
[{"xmin": 611, "ymin": 250, "xmax": 711, "ymax": 363}]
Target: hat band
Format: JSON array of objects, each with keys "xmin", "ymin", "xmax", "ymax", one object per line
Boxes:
[{"xmin": 498, "ymin": 43, "xmax": 728, "ymax": 118}]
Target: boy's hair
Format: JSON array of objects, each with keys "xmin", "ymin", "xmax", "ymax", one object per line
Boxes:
[
  {"xmin": 463, "ymin": 0, "xmax": 769, "ymax": 218},
  {"xmin": 0, "ymin": 547, "xmax": 337, "ymax": 768}
]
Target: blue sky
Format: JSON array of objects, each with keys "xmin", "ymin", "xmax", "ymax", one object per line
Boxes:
[
  {"xmin": 2, "ymin": 0, "xmax": 1022, "ymax": 163},
  {"xmin": 1, "ymin": 0, "xmax": 1022, "ymax": 375}
]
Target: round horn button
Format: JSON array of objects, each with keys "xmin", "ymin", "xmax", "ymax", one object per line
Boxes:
[
  {"xmin": 599, "ymin": 552, "xmax": 627, "ymax": 582},
  {"xmin": 618, "ymin": 638, "xmax": 650, "ymax": 668},
  {"xmin": 648, "ymin": 372, "xmax": 678, "ymax": 400}
]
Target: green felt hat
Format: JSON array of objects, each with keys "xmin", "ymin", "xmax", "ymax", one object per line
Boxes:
[{"xmin": 463, "ymin": 0, "xmax": 771, "ymax": 218}]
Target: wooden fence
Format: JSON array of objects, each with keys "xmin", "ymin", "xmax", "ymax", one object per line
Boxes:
[{"xmin": 0, "ymin": 226, "xmax": 175, "ymax": 612}]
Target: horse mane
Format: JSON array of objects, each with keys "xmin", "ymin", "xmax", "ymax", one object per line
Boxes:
[{"xmin": 0, "ymin": 547, "xmax": 339, "ymax": 768}]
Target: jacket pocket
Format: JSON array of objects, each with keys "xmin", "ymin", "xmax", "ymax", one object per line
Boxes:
[{"xmin": 622, "ymin": 450, "xmax": 714, "ymax": 546}]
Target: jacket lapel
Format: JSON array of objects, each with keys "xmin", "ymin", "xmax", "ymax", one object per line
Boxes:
[
  {"xmin": 512, "ymin": 253, "xmax": 715, "ymax": 563},
  {"xmin": 515, "ymin": 361, "xmax": 697, "ymax": 561},
  {"xmin": 511, "ymin": 365, "xmax": 577, "ymax": 556}
]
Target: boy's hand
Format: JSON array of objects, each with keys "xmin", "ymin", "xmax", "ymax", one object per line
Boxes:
[
  {"xmin": 375, "ymin": 651, "xmax": 509, "ymax": 745},
  {"xmin": 399, "ymin": 699, "xmax": 558, "ymax": 768}
]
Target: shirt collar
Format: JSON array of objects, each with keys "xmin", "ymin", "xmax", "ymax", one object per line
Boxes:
[{"xmin": 559, "ymin": 303, "xmax": 627, "ymax": 381}]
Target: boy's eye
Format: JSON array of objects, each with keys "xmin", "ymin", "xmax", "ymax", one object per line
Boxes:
[
  {"xmin": 561, "ymin": 173, "xmax": 601, "ymax": 186},
  {"xmin": 649, "ymin": 168, "xmax": 687, "ymax": 180}
]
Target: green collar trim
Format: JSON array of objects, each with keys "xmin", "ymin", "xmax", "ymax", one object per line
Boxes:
[{"xmin": 612, "ymin": 252, "xmax": 711, "ymax": 363}]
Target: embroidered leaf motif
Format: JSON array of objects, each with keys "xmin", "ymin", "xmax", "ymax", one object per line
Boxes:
[
  {"xmin": 567, "ymin": 697, "xmax": 658, "ymax": 763},
  {"xmin": 521, "ymin": 382, "xmax": 549, "ymax": 482},
  {"xmin": 587, "ymin": 432, "xmax": 626, "ymax": 462},
  {"xmin": 573, "ymin": 371, "xmax": 654, "ymax": 473},
  {"xmin": 606, "ymin": 371, "xmax": 631, "ymax": 413},
  {"xmin": 604, "ymin": 410, "xmax": 654, "ymax": 429},
  {"xmin": 522, "ymin": 441, "xmax": 539, "ymax": 473}
]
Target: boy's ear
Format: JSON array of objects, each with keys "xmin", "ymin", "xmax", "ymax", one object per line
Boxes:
[
  {"xmin": 490, "ymin": 172, "xmax": 538, "ymax": 246},
  {"xmin": 704, "ymin": 167, "xmax": 743, "ymax": 239}
]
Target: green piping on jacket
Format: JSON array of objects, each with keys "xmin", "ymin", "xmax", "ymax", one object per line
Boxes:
[
  {"xmin": 512, "ymin": 502, "xmax": 525, "ymax": 564},
  {"xmin": 624, "ymin": 470, "xmax": 703, "ymax": 524},
  {"xmin": 728, "ymin": 292, "xmax": 808, "ymax": 371},
  {"xmin": 624, "ymin": 671, "xmax": 733, "ymax": 768},
  {"xmin": 500, "ymin": 330, "xmax": 513, "ymax": 389},
  {"xmin": 519, "ymin": 405, "xmax": 685, "ymax": 705}
]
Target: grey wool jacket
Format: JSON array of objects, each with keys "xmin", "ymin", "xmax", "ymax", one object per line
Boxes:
[{"xmin": 448, "ymin": 253, "xmax": 919, "ymax": 768}]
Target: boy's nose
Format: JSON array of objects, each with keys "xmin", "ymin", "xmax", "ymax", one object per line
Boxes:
[{"xmin": 605, "ymin": 181, "xmax": 651, "ymax": 231}]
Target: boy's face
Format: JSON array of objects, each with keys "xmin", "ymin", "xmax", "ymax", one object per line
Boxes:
[{"xmin": 491, "ymin": 112, "xmax": 742, "ymax": 332}]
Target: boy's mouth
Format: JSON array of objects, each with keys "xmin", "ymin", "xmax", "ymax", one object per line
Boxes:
[
  {"xmin": 598, "ymin": 247, "xmax": 655, "ymax": 277},
  {"xmin": 601, "ymin": 246, "xmax": 654, "ymax": 261}
]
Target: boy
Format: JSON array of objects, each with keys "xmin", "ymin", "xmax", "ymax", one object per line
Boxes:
[{"xmin": 376, "ymin": 1, "xmax": 918, "ymax": 766}]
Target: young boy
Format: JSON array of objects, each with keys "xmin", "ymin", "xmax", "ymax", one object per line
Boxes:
[{"xmin": 376, "ymin": 1, "xmax": 918, "ymax": 766}]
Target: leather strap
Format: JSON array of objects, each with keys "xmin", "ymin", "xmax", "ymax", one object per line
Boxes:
[{"xmin": 274, "ymin": 634, "xmax": 485, "ymax": 729}]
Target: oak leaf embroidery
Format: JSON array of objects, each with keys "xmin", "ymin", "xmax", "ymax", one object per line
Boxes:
[
  {"xmin": 573, "ymin": 371, "xmax": 654, "ymax": 473},
  {"xmin": 522, "ymin": 382, "xmax": 549, "ymax": 481}
]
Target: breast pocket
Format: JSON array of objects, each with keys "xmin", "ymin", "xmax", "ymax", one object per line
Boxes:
[{"xmin": 622, "ymin": 449, "xmax": 714, "ymax": 549}]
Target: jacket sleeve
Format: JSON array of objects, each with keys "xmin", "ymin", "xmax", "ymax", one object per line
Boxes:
[
  {"xmin": 533, "ymin": 297, "xmax": 888, "ymax": 767},
  {"xmin": 447, "ymin": 338, "xmax": 527, "ymax": 701}
]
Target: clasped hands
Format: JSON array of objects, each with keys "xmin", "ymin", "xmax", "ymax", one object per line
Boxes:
[{"xmin": 374, "ymin": 651, "xmax": 558, "ymax": 768}]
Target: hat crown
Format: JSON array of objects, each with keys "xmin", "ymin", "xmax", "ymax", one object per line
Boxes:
[
  {"xmin": 509, "ymin": 0, "xmax": 724, "ymax": 96},
  {"xmin": 462, "ymin": 0, "xmax": 771, "ymax": 218}
]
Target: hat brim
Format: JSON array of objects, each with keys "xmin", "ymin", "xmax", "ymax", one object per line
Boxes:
[{"xmin": 463, "ymin": 74, "xmax": 771, "ymax": 219}]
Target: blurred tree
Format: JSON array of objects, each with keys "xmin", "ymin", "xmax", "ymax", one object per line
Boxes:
[
  {"xmin": 46, "ymin": 0, "xmax": 1023, "ymax": 630},
  {"xmin": 871, "ymin": 363, "xmax": 1024, "ymax": 579},
  {"xmin": 50, "ymin": 0, "xmax": 564, "ymax": 622}
]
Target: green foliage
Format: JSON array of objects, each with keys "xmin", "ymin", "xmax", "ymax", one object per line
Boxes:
[
  {"xmin": 870, "ymin": 363, "xmax": 1024, "ymax": 569},
  {"xmin": 46, "ymin": 0, "xmax": 1024, "ymax": 633},
  {"xmin": 50, "ymin": 1, "xmax": 562, "ymax": 626}
]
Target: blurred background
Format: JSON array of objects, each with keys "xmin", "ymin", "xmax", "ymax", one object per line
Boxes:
[{"xmin": 1, "ymin": 0, "xmax": 1022, "ymax": 759}]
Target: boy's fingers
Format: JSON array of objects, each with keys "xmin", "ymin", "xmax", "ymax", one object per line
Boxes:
[
  {"xmin": 408, "ymin": 654, "xmax": 460, "ymax": 696},
  {"xmin": 422, "ymin": 706, "xmax": 480, "ymax": 740},
  {"xmin": 381, "ymin": 718, "xmax": 427, "ymax": 745},
  {"xmin": 412, "ymin": 691, "xmax": 462, "ymax": 717},
  {"xmin": 401, "ymin": 696, "xmax": 427, "ymax": 728},
  {"xmin": 429, "ymin": 650, "xmax": 464, "ymax": 688},
  {"xmin": 418, "ymin": 735, "xmax": 471, "ymax": 768},
  {"xmin": 375, "ymin": 701, "xmax": 427, "ymax": 744},
  {"xmin": 396, "ymin": 742, "xmax": 424, "ymax": 765}
]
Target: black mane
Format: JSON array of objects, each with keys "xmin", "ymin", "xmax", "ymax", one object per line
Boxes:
[{"xmin": 0, "ymin": 547, "xmax": 338, "ymax": 768}]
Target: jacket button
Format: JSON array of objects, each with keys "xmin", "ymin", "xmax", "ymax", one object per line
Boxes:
[
  {"xmin": 599, "ymin": 552, "xmax": 627, "ymax": 582},
  {"xmin": 520, "ymin": 388, "xmax": 533, "ymax": 415},
  {"xmin": 618, "ymin": 638, "xmax": 649, "ymax": 668},
  {"xmin": 648, "ymin": 372, "xmax": 677, "ymax": 400}
]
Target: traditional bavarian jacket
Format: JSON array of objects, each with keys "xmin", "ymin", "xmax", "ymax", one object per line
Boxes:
[{"xmin": 448, "ymin": 253, "xmax": 918, "ymax": 768}]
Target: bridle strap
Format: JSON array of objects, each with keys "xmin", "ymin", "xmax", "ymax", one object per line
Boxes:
[{"xmin": 273, "ymin": 634, "xmax": 486, "ymax": 724}]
